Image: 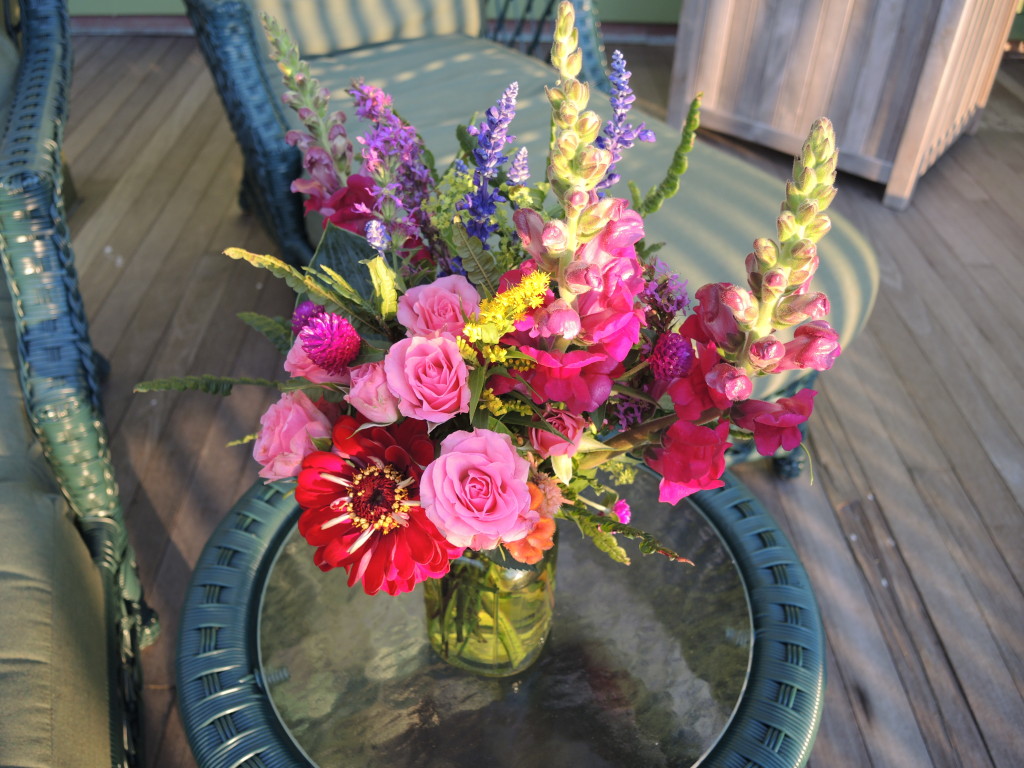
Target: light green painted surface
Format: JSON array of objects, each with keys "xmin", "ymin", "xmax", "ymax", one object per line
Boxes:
[{"xmin": 68, "ymin": 0, "xmax": 681, "ymax": 24}]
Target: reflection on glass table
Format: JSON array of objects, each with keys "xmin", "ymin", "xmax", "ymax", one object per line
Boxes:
[
  {"xmin": 258, "ymin": 470, "xmax": 751, "ymax": 767},
  {"xmin": 177, "ymin": 469, "xmax": 824, "ymax": 768}
]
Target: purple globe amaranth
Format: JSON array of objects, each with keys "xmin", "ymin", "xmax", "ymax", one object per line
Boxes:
[
  {"xmin": 291, "ymin": 301, "xmax": 326, "ymax": 335},
  {"xmin": 650, "ymin": 332, "xmax": 695, "ymax": 381},
  {"xmin": 300, "ymin": 312, "xmax": 361, "ymax": 375}
]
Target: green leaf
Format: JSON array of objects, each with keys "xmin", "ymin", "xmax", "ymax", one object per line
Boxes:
[
  {"xmin": 467, "ymin": 363, "xmax": 491, "ymax": 428},
  {"xmin": 225, "ymin": 247, "xmax": 339, "ymax": 308},
  {"xmin": 550, "ymin": 453, "xmax": 573, "ymax": 485},
  {"xmin": 226, "ymin": 432, "xmax": 259, "ymax": 447},
  {"xmin": 452, "ymin": 224, "xmax": 501, "ymax": 297},
  {"xmin": 134, "ymin": 375, "xmax": 282, "ymax": 396},
  {"xmin": 362, "ymin": 255, "xmax": 399, "ymax": 318},
  {"xmin": 311, "ymin": 223, "xmax": 377, "ymax": 298},
  {"xmin": 237, "ymin": 312, "xmax": 293, "ymax": 354}
]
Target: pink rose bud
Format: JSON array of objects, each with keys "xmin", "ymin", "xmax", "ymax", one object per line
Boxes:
[
  {"xmin": 528, "ymin": 406, "xmax": 587, "ymax": 458},
  {"xmin": 252, "ymin": 391, "xmax": 333, "ymax": 482},
  {"xmin": 344, "ymin": 361, "xmax": 400, "ymax": 424},
  {"xmin": 705, "ymin": 363, "xmax": 753, "ymax": 403},
  {"xmin": 396, "ymin": 274, "xmax": 481, "ymax": 338}
]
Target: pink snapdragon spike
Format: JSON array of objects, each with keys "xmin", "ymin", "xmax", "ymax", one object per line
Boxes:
[
  {"xmin": 519, "ymin": 345, "xmax": 621, "ymax": 414},
  {"xmin": 647, "ymin": 420, "xmax": 731, "ymax": 503},
  {"xmin": 776, "ymin": 320, "xmax": 842, "ymax": 372},
  {"xmin": 733, "ymin": 389, "xmax": 817, "ymax": 456},
  {"xmin": 668, "ymin": 343, "xmax": 733, "ymax": 421},
  {"xmin": 705, "ymin": 362, "xmax": 754, "ymax": 403}
]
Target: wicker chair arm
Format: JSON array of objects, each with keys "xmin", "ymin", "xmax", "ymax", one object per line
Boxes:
[
  {"xmin": 184, "ymin": 0, "xmax": 313, "ymax": 264},
  {"xmin": 0, "ymin": 0, "xmax": 158, "ymax": 644}
]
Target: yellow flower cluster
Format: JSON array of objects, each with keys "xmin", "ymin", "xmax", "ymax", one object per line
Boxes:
[
  {"xmin": 479, "ymin": 388, "xmax": 534, "ymax": 418},
  {"xmin": 463, "ymin": 269, "xmax": 551, "ymax": 344}
]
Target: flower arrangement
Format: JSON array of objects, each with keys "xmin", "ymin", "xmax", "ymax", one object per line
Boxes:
[{"xmin": 139, "ymin": 2, "xmax": 841, "ymax": 602}]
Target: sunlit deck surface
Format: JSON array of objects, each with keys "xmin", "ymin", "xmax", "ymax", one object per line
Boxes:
[{"xmin": 66, "ymin": 30, "xmax": 1024, "ymax": 768}]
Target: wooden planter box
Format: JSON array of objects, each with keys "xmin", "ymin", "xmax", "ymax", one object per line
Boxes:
[{"xmin": 667, "ymin": 0, "xmax": 1019, "ymax": 209}]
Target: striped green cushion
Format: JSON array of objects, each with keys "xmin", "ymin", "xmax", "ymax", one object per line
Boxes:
[{"xmin": 252, "ymin": 0, "xmax": 483, "ymax": 56}]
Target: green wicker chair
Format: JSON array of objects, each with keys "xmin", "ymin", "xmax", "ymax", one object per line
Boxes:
[{"xmin": 0, "ymin": 2, "xmax": 158, "ymax": 765}]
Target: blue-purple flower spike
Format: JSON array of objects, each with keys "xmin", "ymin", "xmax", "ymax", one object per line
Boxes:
[
  {"xmin": 508, "ymin": 147, "xmax": 530, "ymax": 185},
  {"xmin": 458, "ymin": 82, "xmax": 519, "ymax": 247},
  {"xmin": 365, "ymin": 219, "xmax": 391, "ymax": 257},
  {"xmin": 596, "ymin": 50, "xmax": 656, "ymax": 191}
]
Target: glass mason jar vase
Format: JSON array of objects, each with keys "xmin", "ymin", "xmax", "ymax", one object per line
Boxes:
[{"xmin": 424, "ymin": 540, "xmax": 557, "ymax": 677}]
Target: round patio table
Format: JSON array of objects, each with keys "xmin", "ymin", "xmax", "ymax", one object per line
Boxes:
[{"xmin": 178, "ymin": 470, "xmax": 824, "ymax": 768}]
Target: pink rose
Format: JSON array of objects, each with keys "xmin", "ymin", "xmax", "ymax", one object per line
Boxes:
[
  {"xmin": 344, "ymin": 361, "xmax": 400, "ymax": 423},
  {"xmin": 529, "ymin": 406, "xmax": 587, "ymax": 458},
  {"xmin": 420, "ymin": 429, "xmax": 537, "ymax": 550},
  {"xmin": 383, "ymin": 335, "xmax": 470, "ymax": 423},
  {"xmin": 284, "ymin": 337, "xmax": 350, "ymax": 385},
  {"xmin": 396, "ymin": 275, "xmax": 480, "ymax": 338},
  {"xmin": 253, "ymin": 391, "xmax": 333, "ymax": 481},
  {"xmin": 646, "ymin": 420, "xmax": 731, "ymax": 503}
]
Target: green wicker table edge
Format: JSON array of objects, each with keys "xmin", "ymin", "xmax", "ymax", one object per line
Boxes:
[{"xmin": 177, "ymin": 471, "xmax": 825, "ymax": 768}]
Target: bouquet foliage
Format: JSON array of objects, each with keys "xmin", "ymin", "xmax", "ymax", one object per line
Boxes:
[{"xmin": 139, "ymin": 2, "xmax": 842, "ymax": 596}]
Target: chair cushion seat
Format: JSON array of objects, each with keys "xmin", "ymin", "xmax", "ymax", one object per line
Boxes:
[
  {"xmin": 299, "ymin": 35, "xmax": 878, "ymax": 396},
  {"xmin": 0, "ymin": 294, "xmax": 113, "ymax": 768}
]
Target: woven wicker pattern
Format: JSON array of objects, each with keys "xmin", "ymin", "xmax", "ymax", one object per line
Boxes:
[
  {"xmin": 184, "ymin": 0, "xmax": 610, "ymax": 266},
  {"xmin": 178, "ymin": 471, "xmax": 824, "ymax": 767},
  {"xmin": 690, "ymin": 472, "xmax": 825, "ymax": 768},
  {"xmin": 177, "ymin": 481, "xmax": 306, "ymax": 768},
  {"xmin": 0, "ymin": 1, "xmax": 158, "ymax": 764}
]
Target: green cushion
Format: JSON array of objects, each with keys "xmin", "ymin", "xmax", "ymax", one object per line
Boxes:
[
  {"xmin": 0, "ymin": 26, "xmax": 18, "ymax": 132},
  {"xmin": 299, "ymin": 35, "xmax": 878, "ymax": 395},
  {"xmin": 252, "ymin": 0, "xmax": 483, "ymax": 56},
  {"xmin": 0, "ymin": 286, "xmax": 113, "ymax": 767}
]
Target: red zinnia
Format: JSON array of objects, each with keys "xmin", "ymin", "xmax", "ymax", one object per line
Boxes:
[{"xmin": 295, "ymin": 419, "xmax": 463, "ymax": 595}]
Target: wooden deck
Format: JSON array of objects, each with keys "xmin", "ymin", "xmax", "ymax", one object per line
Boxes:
[{"xmin": 64, "ymin": 33, "xmax": 1024, "ymax": 768}]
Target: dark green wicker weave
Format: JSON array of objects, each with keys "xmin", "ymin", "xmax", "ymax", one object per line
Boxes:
[
  {"xmin": 177, "ymin": 471, "xmax": 824, "ymax": 767},
  {"xmin": 183, "ymin": 0, "xmax": 610, "ymax": 267},
  {"xmin": 0, "ymin": 0, "xmax": 158, "ymax": 763}
]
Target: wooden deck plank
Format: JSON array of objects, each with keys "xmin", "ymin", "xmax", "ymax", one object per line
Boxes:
[{"xmin": 61, "ymin": 33, "xmax": 1024, "ymax": 768}]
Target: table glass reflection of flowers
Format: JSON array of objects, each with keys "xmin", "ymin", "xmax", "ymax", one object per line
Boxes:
[{"xmin": 258, "ymin": 469, "xmax": 751, "ymax": 767}]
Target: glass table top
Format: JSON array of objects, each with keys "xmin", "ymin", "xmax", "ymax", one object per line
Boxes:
[{"xmin": 258, "ymin": 469, "xmax": 752, "ymax": 767}]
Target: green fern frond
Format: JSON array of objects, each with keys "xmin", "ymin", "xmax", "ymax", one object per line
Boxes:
[
  {"xmin": 452, "ymin": 224, "xmax": 502, "ymax": 297},
  {"xmin": 237, "ymin": 312, "xmax": 293, "ymax": 354},
  {"xmin": 134, "ymin": 375, "xmax": 282, "ymax": 397},
  {"xmin": 560, "ymin": 506, "xmax": 692, "ymax": 566}
]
